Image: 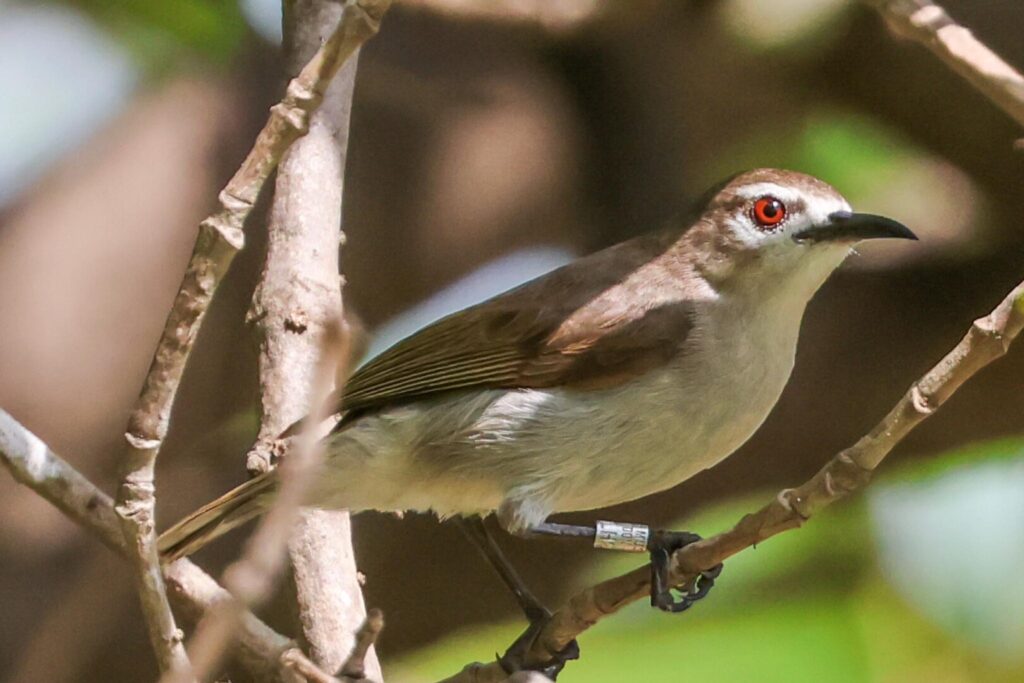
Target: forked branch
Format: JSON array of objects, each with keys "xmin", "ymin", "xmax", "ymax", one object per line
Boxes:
[
  {"xmin": 0, "ymin": 409, "xmax": 339, "ymax": 682},
  {"xmin": 111, "ymin": 0, "xmax": 390, "ymax": 674}
]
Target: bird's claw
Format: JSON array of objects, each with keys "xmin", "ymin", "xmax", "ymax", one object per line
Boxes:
[
  {"xmin": 647, "ymin": 530, "xmax": 723, "ymax": 613},
  {"xmin": 498, "ymin": 608, "xmax": 580, "ymax": 680}
]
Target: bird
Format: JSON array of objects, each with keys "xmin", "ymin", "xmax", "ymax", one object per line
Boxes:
[{"xmin": 159, "ymin": 168, "xmax": 915, "ymax": 673}]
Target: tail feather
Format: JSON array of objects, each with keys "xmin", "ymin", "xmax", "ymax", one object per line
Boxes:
[{"xmin": 158, "ymin": 472, "xmax": 277, "ymax": 562}]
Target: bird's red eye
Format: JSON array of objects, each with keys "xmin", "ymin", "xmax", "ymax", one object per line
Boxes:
[{"xmin": 752, "ymin": 197, "xmax": 786, "ymax": 229}]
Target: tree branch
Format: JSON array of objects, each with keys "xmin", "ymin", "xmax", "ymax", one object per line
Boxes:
[
  {"xmin": 864, "ymin": 0, "xmax": 1024, "ymax": 129},
  {"xmin": 163, "ymin": 322, "xmax": 349, "ymax": 683},
  {"xmin": 279, "ymin": 609, "xmax": 385, "ymax": 683},
  {"xmin": 447, "ymin": 279, "xmax": 1024, "ymax": 679},
  {"xmin": 244, "ymin": 1, "xmax": 389, "ymax": 677},
  {"xmin": 110, "ymin": 0, "xmax": 390, "ymax": 674},
  {"xmin": 0, "ymin": 408, "xmax": 339, "ymax": 682}
]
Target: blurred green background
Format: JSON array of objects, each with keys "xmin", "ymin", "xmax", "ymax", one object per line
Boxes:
[
  {"xmin": 1, "ymin": 1, "xmax": 1022, "ymax": 681},
  {"xmin": 391, "ymin": 439, "xmax": 1024, "ymax": 682}
]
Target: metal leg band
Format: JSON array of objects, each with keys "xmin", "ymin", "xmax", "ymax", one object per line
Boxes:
[{"xmin": 594, "ymin": 520, "xmax": 650, "ymax": 552}]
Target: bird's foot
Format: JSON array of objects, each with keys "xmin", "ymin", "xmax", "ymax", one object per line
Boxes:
[
  {"xmin": 647, "ymin": 530, "xmax": 723, "ymax": 613},
  {"xmin": 498, "ymin": 607, "xmax": 580, "ymax": 680}
]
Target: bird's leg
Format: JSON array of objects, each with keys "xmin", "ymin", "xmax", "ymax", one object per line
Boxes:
[
  {"xmin": 455, "ymin": 515, "xmax": 547, "ymax": 619},
  {"xmin": 523, "ymin": 521, "xmax": 723, "ymax": 613},
  {"xmin": 455, "ymin": 516, "xmax": 580, "ymax": 679}
]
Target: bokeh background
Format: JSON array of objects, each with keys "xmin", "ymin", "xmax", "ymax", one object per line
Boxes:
[{"xmin": 1, "ymin": 1, "xmax": 1023, "ymax": 681}]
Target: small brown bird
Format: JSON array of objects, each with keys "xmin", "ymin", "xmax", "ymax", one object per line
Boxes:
[{"xmin": 160, "ymin": 168, "xmax": 914, "ymax": 673}]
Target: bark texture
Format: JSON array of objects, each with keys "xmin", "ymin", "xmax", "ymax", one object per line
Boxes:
[{"xmin": 247, "ymin": 0, "xmax": 382, "ymax": 676}]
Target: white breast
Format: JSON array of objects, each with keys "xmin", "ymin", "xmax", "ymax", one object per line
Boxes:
[
  {"xmin": 538, "ymin": 290, "xmax": 800, "ymax": 513},
  {"xmin": 319, "ymin": 284, "xmax": 807, "ymax": 526}
]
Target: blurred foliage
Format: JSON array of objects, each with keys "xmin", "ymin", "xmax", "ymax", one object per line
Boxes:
[
  {"xmin": 883, "ymin": 437, "xmax": 1024, "ymax": 485},
  {"xmin": 702, "ymin": 108, "xmax": 984, "ymax": 252},
  {"xmin": 702, "ymin": 110, "xmax": 916, "ymax": 206},
  {"xmin": 59, "ymin": 0, "xmax": 247, "ymax": 70},
  {"xmin": 870, "ymin": 439, "xmax": 1024, "ymax": 665},
  {"xmin": 718, "ymin": 0, "xmax": 852, "ymax": 55},
  {"xmin": 388, "ymin": 439, "xmax": 1024, "ymax": 682}
]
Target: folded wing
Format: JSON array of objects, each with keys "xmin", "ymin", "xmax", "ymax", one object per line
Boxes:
[{"xmin": 338, "ymin": 230, "xmax": 697, "ymax": 421}]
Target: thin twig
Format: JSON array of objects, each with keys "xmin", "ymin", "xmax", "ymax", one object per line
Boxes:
[
  {"xmin": 0, "ymin": 410, "xmax": 124, "ymax": 552},
  {"xmin": 281, "ymin": 648, "xmax": 343, "ymax": 683},
  {"xmin": 0, "ymin": 409, "xmax": 339, "ymax": 682},
  {"xmin": 338, "ymin": 609, "xmax": 385, "ymax": 680},
  {"xmin": 864, "ymin": 0, "xmax": 1024, "ymax": 128},
  {"xmin": 112, "ymin": 0, "xmax": 390, "ymax": 674},
  {"xmin": 166, "ymin": 321, "xmax": 350, "ymax": 683},
  {"xmin": 447, "ymin": 281, "xmax": 1024, "ymax": 679},
  {"xmin": 280, "ymin": 610, "xmax": 386, "ymax": 683}
]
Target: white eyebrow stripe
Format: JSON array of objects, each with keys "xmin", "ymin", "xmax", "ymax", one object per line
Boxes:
[{"xmin": 732, "ymin": 183, "xmax": 799, "ymax": 203}]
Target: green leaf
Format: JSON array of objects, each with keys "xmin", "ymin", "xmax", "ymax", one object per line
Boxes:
[{"xmin": 66, "ymin": 0, "xmax": 247, "ymax": 69}]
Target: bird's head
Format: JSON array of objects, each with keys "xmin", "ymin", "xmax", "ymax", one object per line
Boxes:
[{"xmin": 687, "ymin": 168, "xmax": 916, "ymax": 298}]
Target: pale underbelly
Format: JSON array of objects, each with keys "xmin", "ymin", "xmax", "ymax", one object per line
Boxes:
[
  {"xmin": 429, "ymin": 351, "xmax": 791, "ymax": 515},
  {"xmin": 322, "ymin": 323, "xmax": 796, "ymax": 521},
  {"xmin": 546, "ymin": 384, "xmax": 777, "ymax": 512}
]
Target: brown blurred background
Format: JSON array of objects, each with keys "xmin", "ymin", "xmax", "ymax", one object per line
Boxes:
[{"xmin": 1, "ymin": 1, "xmax": 1022, "ymax": 681}]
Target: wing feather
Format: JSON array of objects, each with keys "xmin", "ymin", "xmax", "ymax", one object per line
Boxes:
[{"xmin": 338, "ymin": 230, "xmax": 697, "ymax": 419}]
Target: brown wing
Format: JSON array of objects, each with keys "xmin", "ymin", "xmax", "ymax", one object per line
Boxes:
[{"xmin": 340, "ymin": 231, "xmax": 696, "ymax": 417}]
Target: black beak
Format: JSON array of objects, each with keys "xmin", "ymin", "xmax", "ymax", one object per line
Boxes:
[{"xmin": 792, "ymin": 211, "xmax": 918, "ymax": 244}]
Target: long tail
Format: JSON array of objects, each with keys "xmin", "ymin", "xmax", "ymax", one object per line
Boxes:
[{"xmin": 158, "ymin": 472, "xmax": 278, "ymax": 562}]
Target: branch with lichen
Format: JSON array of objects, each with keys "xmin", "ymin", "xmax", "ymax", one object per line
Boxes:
[
  {"xmin": 110, "ymin": 0, "xmax": 390, "ymax": 675},
  {"xmin": 444, "ymin": 279, "xmax": 1023, "ymax": 680}
]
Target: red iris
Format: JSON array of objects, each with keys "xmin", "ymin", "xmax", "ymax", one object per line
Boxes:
[{"xmin": 752, "ymin": 197, "xmax": 786, "ymax": 229}]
